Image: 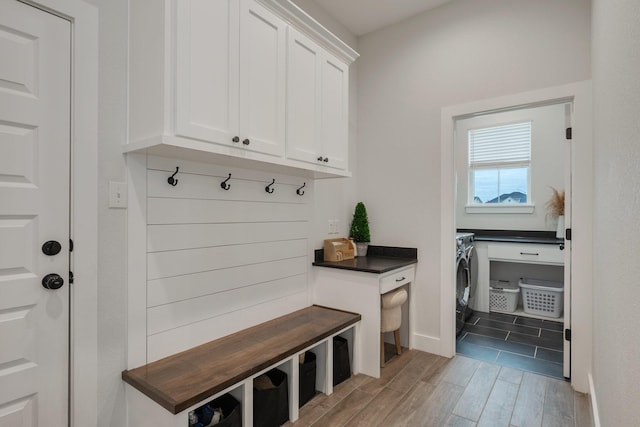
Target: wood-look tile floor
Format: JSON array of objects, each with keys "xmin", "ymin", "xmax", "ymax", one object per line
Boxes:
[{"xmin": 285, "ymin": 348, "xmax": 593, "ymax": 427}]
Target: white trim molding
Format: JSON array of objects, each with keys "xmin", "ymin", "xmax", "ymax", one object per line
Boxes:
[
  {"xmin": 23, "ymin": 0, "xmax": 100, "ymax": 426},
  {"xmin": 589, "ymin": 373, "xmax": 601, "ymax": 427}
]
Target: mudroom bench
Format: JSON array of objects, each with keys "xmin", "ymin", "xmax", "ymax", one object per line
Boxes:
[{"xmin": 122, "ymin": 305, "xmax": 361, "ymax": 427}]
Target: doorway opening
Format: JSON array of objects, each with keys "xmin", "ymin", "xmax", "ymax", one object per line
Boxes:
[{"xmin": 452, "ymin": 101, "xmax": 572, "ymax": 380}]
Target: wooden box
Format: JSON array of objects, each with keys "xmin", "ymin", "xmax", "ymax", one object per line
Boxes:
[{"xmin": 323, "ymin": 238, "xmax": 355, "ymax": 261}]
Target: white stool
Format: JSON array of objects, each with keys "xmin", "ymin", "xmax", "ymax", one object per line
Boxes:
[{"xmin": 380, "ymin": 288, "xmax": 408, "ymax": 367}]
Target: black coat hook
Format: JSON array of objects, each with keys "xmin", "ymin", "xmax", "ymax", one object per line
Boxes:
[
  {"xmin": 296, "ymin": 182, "xmax": 306, "ymax": 196},
  {"xmin": 220, "ymin": 173, "xmax": 231, "ymax": 190},
  {"xmin": 265, "ymin": 179, "xmax": 275, "ymax": 194},
  {"xmin": 167, "ymin": 166, "xmax": 179, "ymax": 186}
]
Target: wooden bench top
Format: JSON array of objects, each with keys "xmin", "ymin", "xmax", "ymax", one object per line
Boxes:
[{"xmin": 122, "ymin": 305, "xmax": 360, "ymax": 414}]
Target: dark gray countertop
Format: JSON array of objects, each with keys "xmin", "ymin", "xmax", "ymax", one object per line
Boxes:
[
  {"xmin": 312, "ymin": 245, "xmax": 417, "ymax": 274},
  {"xmin": 457, "ymin": 229, "xmax": 564, "ymax": 245}
]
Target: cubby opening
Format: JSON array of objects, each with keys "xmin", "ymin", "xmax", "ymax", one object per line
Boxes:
[{"xmin": 187, "ymin": 384, "xmax": 244, "ymax": 427}]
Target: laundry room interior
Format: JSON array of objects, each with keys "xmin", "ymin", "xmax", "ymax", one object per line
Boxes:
[{"xmin": 454, "ymin": 102, "xmax": 570, "ymax": 379}]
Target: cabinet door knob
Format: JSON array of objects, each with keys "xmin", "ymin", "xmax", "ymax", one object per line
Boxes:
[
  {"xmin": 242, "ymin": 138, "xmax": 250, "ymax": 145},
  {"xmin": 232, "ymin": 136, "xmax": 240, "ymax": 143},
  {"xmin": 323, "ymin": 157, "xmax": 329, "ymax": 163},
  {"xmin": 317, "ymin": 156, "xmax": 323, "ymax": 162}
]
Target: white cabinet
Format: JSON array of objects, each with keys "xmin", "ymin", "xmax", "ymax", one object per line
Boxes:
[
  {"xmin": 286, "ymin": 28, "xmax": 349, "ymax": 170},
  {"xmin": 313, "ymin": 264, "xmax": 416, "ymax": 378},
  {"xmin": 128, "ymin": 0, "xmax": 358, "ymax": 178},
  {"xmin": 174, "ymin": 0, "xmax": 238, "ymax": 148},
  {"xmin": 472, "ymin": 242, "xmax": 565, "ymax": 316},
  {"xmin": 175, "ymin": 0, "xmax": 286, "ymax": 157},
  {"xmin": 238, "ymin": 0, "xmax": 287, "ymax": 156},
  {"xmin": 487, "ymin": 242, "xmax": 564, "ymax": 265}
]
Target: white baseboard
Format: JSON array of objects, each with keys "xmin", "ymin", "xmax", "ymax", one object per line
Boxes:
[
  {"xmin": 412, "ymin": 333, "xmax": 454, "ymax": 358},
  {"xmin": 588, "ymin": 373, "xmax": 601, "ymax": 427}
]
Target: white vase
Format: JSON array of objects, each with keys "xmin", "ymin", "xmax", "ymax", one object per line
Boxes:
[
  {"xmin": 356, "ymin": 242, "xmax": 369, "ymax": 257},
  {"xmin": 556, "ymin": 215, "xmax": 565, "ymax": 239}
]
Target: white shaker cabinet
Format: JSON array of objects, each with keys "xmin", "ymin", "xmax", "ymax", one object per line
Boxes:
[
  {"xmin": 286, "ymin": 28, "xmax": 349, "ymax": 170},
  {"xmin": 175, "ymin": 0, "xmax": 286, "ymax": 157},
  {"xmin": 128, "ymin": 0, "xmax": 358, "ymax": 177}
]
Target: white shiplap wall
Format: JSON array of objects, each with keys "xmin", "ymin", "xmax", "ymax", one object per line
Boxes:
[{"xmin": 140, "ymin": 155, "xmax": 311, "ymax": 362}]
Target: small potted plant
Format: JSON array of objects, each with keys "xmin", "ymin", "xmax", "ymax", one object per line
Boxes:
[
  {"xmin": 349, "ymin": 202, "xmax": 371, "ymax": 256},
  {"xmin": 546, "ymin": 187, "xmax": 565, "ymax": 238}
]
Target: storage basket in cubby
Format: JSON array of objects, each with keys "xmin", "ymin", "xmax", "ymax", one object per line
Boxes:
[
  {"xmin": 519, "ymin": 278, "xmax": 564, "ymax": 318},
  {"xmin": 489, "ymin": 280, "xmax": 520, "ymax": 313}
]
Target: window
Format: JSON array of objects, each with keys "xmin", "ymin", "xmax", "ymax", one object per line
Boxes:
[{"xmin": 468, "ymin": 121, "xmax": 531, "ymax": 205}]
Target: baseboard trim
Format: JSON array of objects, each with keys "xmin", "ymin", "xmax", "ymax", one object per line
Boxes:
[
  {"xmin": 412, "ymin": 333, "xmax": 453, "ymax": 357},
  {"xmin": 588, "ymin": 373, "xmax": 601, "ymax": 427}
]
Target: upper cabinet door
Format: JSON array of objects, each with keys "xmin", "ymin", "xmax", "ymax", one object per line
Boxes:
[
  {"xmin": 286, "ymin": 28, "xmax": 322, "ymax": 165},
  {"xmin": 238, "ymin": 0, "xmax": 287, "ymax": 157},
  {"xmin": 175, "ymin": 0, "xmax": 240, "ymax": 145},
  {"xmin": 321, "ymin": 53, "xmax": 349, "ymax": 170}
]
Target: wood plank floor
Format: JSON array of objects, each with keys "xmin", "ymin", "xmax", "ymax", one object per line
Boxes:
[{"xmin": 285, "ymin": 348, "xmax": 593, "ymax": 427}]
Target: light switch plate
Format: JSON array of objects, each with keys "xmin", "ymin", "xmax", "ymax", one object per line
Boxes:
[{"xmin": 109, "ymin": 181, "xmax": 127, "ymax": 208}]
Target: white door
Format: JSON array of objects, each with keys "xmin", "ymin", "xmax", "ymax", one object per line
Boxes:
[
  {"xmin": 286, "ymin": 27, "xmax": 322, "ymax": 165},
  {"xmin": 239, "ymin": 0, "xmax": 286, "ymax": 157},
  {"xmin": 320, "ymin": 53, "xmax": 348, "ymax": 170},
  {"xmin": 0, "ymin": 2, "xmax": 71, "ymax": 426},
  {"xmin": 175, "ymin": 0, "xmax": 240, "ymax": 146},
  {"xmin": 563, "ymin": 103, "xmax": 573, "ymax": 379}
]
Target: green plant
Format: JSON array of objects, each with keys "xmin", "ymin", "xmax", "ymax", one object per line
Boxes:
[{"xmin": 349, "ymin": 202, "xmax": 371, "ymax": 242}]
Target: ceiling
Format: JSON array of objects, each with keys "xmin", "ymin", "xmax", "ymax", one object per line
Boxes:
[{"xmin": 310, "ymin": 0, "xmax": 453, "ymax": 36}]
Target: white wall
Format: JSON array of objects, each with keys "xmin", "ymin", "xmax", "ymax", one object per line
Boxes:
[
  {"xmin": 456, "ymin": 103, "xmax": 566, "ymax": 231},
  {"xmin": 82, "ymin": 0, "xmax": 128, "ymax": 426},
  {"xmin": 592, "ymin": 0, "xmax": 640, "ymax": 425},
  {"xmin": 131, "ymin": 156, "xmax": 311, "ymax": 363},
  {"xmin": 355, "ymin": 0, "xmax": 590, "ymax": 348}
]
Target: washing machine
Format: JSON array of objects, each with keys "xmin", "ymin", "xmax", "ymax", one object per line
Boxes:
[{"xmin": 455, "ymin": 232, "xmax": 477, "ymax": 335}]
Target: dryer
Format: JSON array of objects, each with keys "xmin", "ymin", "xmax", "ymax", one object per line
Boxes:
[{"xmin": 455, "ymin": 233, "xmax": 476, "ymax": 335}]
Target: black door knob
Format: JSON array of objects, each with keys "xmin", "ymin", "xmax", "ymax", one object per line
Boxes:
[
  {"xmin": 317, "ymin": 156, "xmax": 323, "ymax": 161},
  {"xmin": 242, "ymin": 138, "xmax": 250, "ymax": 145},
  {"xmin": 323, "ymin": 157, "xmax": 329, "ymax": 163},
  {"xmin": 42, "ymin": 240, "xmax": 62, "ymax": 256},
  {"xmin": 42, "ymin": 273, "xmax": 64, "ymax": 290},
  {"xmin": 232, "ymin": 136, "xmax": 240, "ymax": 143}
]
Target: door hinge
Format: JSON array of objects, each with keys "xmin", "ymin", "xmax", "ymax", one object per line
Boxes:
[
  {"xmin": 69, "ymin": 271, "xmax": 74, "ymax": 284},
  {"xmin": 565, "ymin": 228, "xmax": 572, "ymax": 241},
  {"xmin": 565, "ymin": 328, "xmax": 571, "ymax": 341},
  {"xmin": 69, "ymin": 238, "xmax": 74, "ymax": 252},
  {"xmin": 566, "ymin": 127, "xmax": 572, "ymax": 140}
]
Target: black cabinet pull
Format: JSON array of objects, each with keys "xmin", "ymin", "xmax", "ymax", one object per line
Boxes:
[
  {"xmin": 323, "ymin": 157, "xmax": 329, "ymax": 163},
  {"xmin": 395, "ymin": 277, "xmax": 406, "ymax": 282},
  {"xmin": 242, "ymin": 138, "xmax": 250, "ymax": 145},
  {"xmin": 317, "ymin": 156, "xmax": 323, "ymax": 161},
  {"xmin": 520, "ymin": 252, "xmax": 539, "ymax": 256},
  {"xmin": 232, "ymin": 136, "xmax": 240, "ymax": 143}
]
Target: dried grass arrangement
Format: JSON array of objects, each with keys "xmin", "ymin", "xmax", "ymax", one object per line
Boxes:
[{"xmin": 546, "ymin": 187, "xmax": 565, "ymax": 217}]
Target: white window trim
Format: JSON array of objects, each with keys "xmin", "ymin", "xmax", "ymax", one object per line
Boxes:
[{"xmin": 465, "ymin": 204, "xmax": 535, "ymax": 214}]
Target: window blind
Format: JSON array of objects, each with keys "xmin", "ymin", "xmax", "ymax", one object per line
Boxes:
[{"xmin": 469, "ymin": 121, "xmax": 531, "ymax": 168}]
